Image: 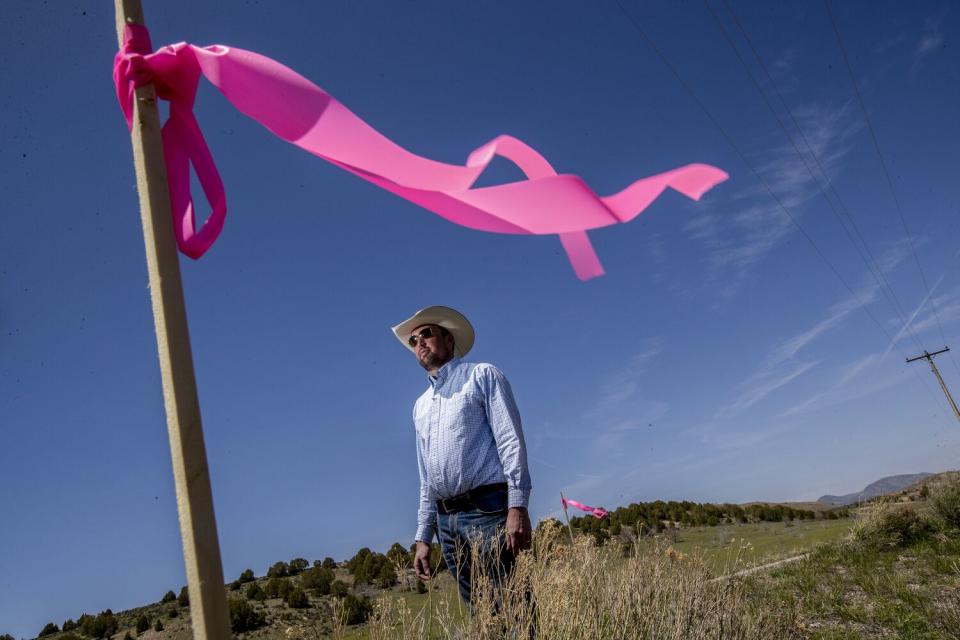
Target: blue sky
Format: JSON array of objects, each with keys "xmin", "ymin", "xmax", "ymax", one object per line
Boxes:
[{"xmin": 2, "ymin": 0, "xmax": 958, "ymax": 636}]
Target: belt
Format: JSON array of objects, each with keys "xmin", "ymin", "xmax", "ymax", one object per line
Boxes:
[{"xmin": 436, "ymin": 482, "xmax": 508, "ymax": 515}]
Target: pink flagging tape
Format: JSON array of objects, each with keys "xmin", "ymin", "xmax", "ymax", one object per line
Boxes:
[
  {"xmin": 562, "ymin": 497, "xmax": 609, "ymax": 519},
  {"xmin": 114, "ymin": 24, "xmax": 728, "ymax": 279}
]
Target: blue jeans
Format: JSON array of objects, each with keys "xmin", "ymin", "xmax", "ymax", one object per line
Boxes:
[{"xmin": 437, "ymin": 488, "xmax": 515, "ymax": 608}]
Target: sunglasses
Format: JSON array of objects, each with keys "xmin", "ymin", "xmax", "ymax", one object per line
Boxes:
[{"xmin": 408, "ymin": 326, "xmax": 443, "ymax": 348}]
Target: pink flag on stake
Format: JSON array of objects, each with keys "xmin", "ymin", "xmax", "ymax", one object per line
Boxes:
[
  {"xmin": 114, "ymin": 25, "xmax": 728, "ymax": 280},
  {"xmin": 562, "ymin": 497, "xmax": 609, "ymax": 519}
]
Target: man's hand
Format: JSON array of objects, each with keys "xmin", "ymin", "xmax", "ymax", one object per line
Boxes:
[
  {"xmin": 505, "ymin": 507, "xmax": 532, "ymax": 554},
  {"xmin": 414, "ymin": 541, "xmax": 433, "ymax": 581}
]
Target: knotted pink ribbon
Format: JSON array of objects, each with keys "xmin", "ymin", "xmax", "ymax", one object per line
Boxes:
[
  {"xmin": 562, "ymin": 497, "xmax": 609, "ymax": 519},
  {"xmin": 114, "ymin": 25, "xmax": 728, "ymax": 279}
]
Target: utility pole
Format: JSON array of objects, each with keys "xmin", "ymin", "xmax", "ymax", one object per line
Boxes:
[{"xmin": 907, "ymin": 347, "xmax": 960, "ymax": 424}]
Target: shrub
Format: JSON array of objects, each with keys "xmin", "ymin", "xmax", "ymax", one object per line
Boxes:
[
  {"xmin": 177, "ymin": 585, "xmax": 189, "ymax": 607},
  {"xmin": 62, "ymin": 619, "xmax": 77, "ymax": 632},
  {"xmin": 300, "ymin": 566, "xmax": 334, "ymax": 595},
  {"xmin": 168, "ymin": 606, "xmax": 179, "ymax": 618},
  {"xmin": 228, "ymin": 598, "xmax": 265, "ymax": 632},
  {"xmin": 124, "ymin": 632, "xmax": 134, "ymax": 640},
  {"xmin": 349, "ymin": 548, "xmax": 391, "ymax": 585},
  {"xmin": 153, "ymin": 619, "xmax": 164, "ymax": 632},
  {"xmin": 39, "ymin": 622, "xmax": 59, "ymax": 636},
  {"xmin": 161, "ymin": 589, "xmax": 176, "ymax": 603},
  {"xmin": 238, "ymin": 568, "xmax": 255, "ymax": 583},
  {"xmin": 267, "ymin": 561, "xmax": 290, "ymax": 578},
  {"xmin": 322, "ymin": 557, "xmax": 337, "ymax": 570},
  {"xmin": 341, "ymin": 594, "xmax": 373, "ymax": 625},
  {"xmin": 264, "ymin": 576, "xmax": 293, "ymax": 599},
  {"xmin": 288, "ymin": 557, "xmax": 309, "ymax": 575},
  {"xmin": 852, "ymin": 503, "xmax": 934, "ymax": 550},
  {"xmin": 386, "ymin": 542, "xmax": 412, "ymax": 568},
  {"xmin": 135, "ymin": 614, "xmax": 150, "ymax": 633},
  {"xmin": 931, "ymin": 481, "xmax": 960, "ymax": 528},
  {"xmin": 80, "ymin": 611, "xmax": 117, "ymax": 639},
  {"xmin": 246, "ymin": 582, "xmax": 266, "ymax": 601},
  {"xmin": 286, "ymin": 587, "xmax": 310, "ymax": 608},
  {"xmin": 376, "ymin": 562, "xmax": 398, "ymax": 589},
  {"xmin": 331, "ymin": 579, "xmax": 349, "ymax": 598},
  {"xmin": 346, "ymin": 548, "xmax": 372, "ymax": 575}
]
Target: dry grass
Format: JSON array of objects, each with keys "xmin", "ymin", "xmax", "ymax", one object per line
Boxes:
[{"xmin": 367, "ymin": 520, "xmax": 800, "ymax": 640}]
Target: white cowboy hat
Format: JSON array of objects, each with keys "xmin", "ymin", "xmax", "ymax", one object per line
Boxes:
[{"xmin": 391, "ymin": 305, "xmax": 475, "ymax": 358}]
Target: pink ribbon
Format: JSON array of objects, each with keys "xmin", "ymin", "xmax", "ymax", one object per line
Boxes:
[
  {"xmin": 562, "ymin": 497, "xmax": 609, "ymax": 519},
  {"xmin": 114, "ymin": 25, "xmax": 728, "ymax": 279}
]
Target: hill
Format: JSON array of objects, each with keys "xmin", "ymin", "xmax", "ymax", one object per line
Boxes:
[{"xmin": 817, "ymin": 472, "xmax": 932, "ymax": 505}]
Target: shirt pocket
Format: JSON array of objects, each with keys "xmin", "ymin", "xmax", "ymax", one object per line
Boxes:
[{"xmin": 442, "ymin": 391, "xmax": 485, "ymax": 429}]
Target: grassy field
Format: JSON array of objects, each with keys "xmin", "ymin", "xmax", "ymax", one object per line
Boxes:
[
  {"xmin": 36, "ymin": 477, "xmax": 960, "ymax": 640},
  {"xmin": 661, "ymin": 518, "xmax": 855, "ymax": 573},
  {"xmin": 755, "ymin": 503, "xmax": 960, "ymax": 638},
  {"xmin": 337, "ymin": 516, "xmax": 855, "ymax": 639},
  {"xmin": 358, "ymin": 499, "xmax": 960, "ymax": 639}
]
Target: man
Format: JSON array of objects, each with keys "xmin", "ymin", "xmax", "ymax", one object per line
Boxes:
[{"xmin": 391, "ymin": 305, "xmax": 533, "ymax": 607}]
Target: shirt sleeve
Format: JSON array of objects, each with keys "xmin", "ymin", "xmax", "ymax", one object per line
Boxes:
[
  {"xmin": 480, "ymin": 365, "xmax": 532, "ymax": 509},
  {"xmin": 415, "ymin": 419, "xmax": 438, "ymax": 543}
]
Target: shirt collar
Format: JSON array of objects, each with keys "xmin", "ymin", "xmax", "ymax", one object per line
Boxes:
[{"xmin": 429, "ymin": 356, "xmax": 461, "ymax": 387}]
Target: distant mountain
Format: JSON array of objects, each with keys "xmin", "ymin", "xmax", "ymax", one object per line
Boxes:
[{"xmin": 818, "ymin": 473, "xmax": 933, "ymax": 505}]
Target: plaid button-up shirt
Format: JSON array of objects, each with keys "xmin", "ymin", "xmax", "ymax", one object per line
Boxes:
[{"xmin": 413, "ymin": 357, "xmax": 532, "ymax": 543}]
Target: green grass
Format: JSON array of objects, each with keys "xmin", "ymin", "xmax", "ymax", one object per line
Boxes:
[
  {"xmin": 638, "ymin": 518, "xmax": 854, "ymax": 574},
  {"xmin": 755, "ymin": 530, "xmax": 960, "ymax": 639},
  {"xmin": 340, "ymin": 576, "xmax": 464, "ymax": 640}
]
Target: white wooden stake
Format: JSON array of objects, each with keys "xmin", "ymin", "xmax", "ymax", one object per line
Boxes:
[{"xmin": 113, "ymin": 2, "xmax": 231, "ymax": 637}]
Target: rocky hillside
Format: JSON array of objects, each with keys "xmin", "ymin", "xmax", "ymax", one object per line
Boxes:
[{"xmin": 818, "ymin": 472, "xmax": 933, "ymax": 505}]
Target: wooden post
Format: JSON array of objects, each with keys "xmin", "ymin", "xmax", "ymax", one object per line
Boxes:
[
  {"xmin": 113, "ymin": 2, "xmax": 231, "ymax": 638},
  {"xmin": 907, "ymin": 347, "xmax": 960, "ymax": 425},
  {"xmin": 559, "ymin": 492, "xmax": 575, "ymax": 545}
]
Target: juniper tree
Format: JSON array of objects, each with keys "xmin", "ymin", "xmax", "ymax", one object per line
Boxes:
[{"xmin": 288, "ymin": 557, "xmax": 309, "ymax": 575}]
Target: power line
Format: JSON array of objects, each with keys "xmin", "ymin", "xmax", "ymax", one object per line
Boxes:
[
  {"xmin": 705, "ymin": 0, "xmax": 957, "ymax": 418},
  {"xmin": 709, "ymin": 0, "xmax": 927, "ymax": 356},
  {"xmin": 824, "ymin": 0, "xmax": 960, "ymax": 379},
  {"xmin": 611, "ymin": 0, "xmax": 956, "ymax": 423}
]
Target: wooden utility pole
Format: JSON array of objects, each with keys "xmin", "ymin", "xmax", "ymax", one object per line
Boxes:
[
  {"xmin": 907, "ymin": 347, "xmax": 960, "ymax": 424},
  {"xmin": 113, "ymin": 2, "xmax": 231, "ymax": 638}
]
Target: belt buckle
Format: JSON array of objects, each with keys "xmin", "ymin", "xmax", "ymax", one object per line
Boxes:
[{"xmin": 442, "ymin": 494, "xmax": 469, "ymax": 514}]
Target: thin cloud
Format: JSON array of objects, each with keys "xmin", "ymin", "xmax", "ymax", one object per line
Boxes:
[
  {"xmin": 715, "ymin": 242, "xmax": 913, "ymax": 418},
  {"xmin": 685, "ymin": 101, "xmax": 863, "ymax": 286},
  {"xmin": 779, "ymin": 354, "xmax": 914, "ymax": 419},
  {"xmin": 717, "ymin": 360, "xmax": 819, "ymax": 417},
  {"xmin": 882, "ymin": 271, "xmax": 951, "ymax": 359},
  {"xmin": 910, "ymin": 13, "xmax": 947, "ymax": 78},
  {"xmin": 534, "ymin": 339, "xmax": 665, "ymax": 448},
  {"xmin": 836, "ymin": 353, "xmax": 883, "ymax": 386},
  {"xmin": 909, "ymin": 291, "xmax": 960, "ymax": 336},
  {"xmin": 585, "ymin": 338, "xmax": 664, "ymax": 421}
]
